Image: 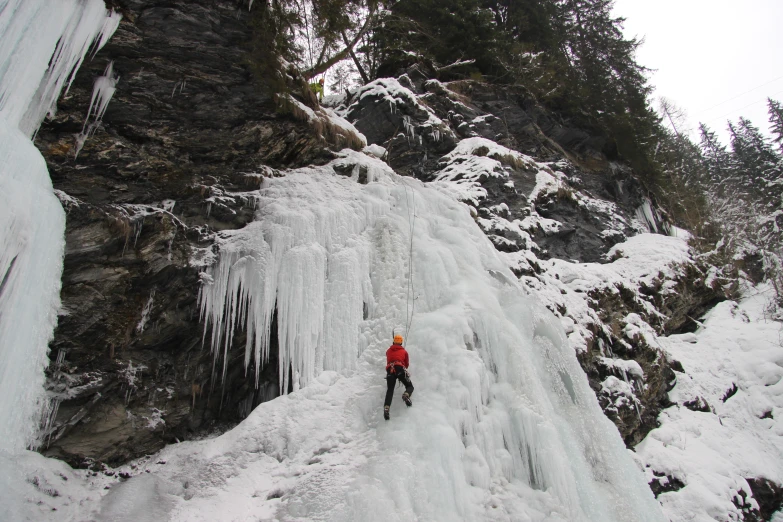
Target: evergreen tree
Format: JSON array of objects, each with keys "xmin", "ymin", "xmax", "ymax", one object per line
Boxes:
[
  {"xmin": 698, "ymin": 123, "xmax": 732, "ymax": 185},
  {"xmin": 769, "ymin": 98, "xmax": 783, "ymax": 153},
  {"xmin": 729, "ymin": 118, "xmax": 782, "ymax": 198},
  {"xmin": 548, "ymin": 0, "xmax": 657, "ymax": 171},
  {"xmin": 373, "ymin": 0, "xmax": 503, "ymax": 76},
  {"xmin": 483, "ymin": 0, "xmax": 557, "ymax": 47},
  {"xmin": 650, "ymin": 126, "xmax": 709, "ymax": 233}
]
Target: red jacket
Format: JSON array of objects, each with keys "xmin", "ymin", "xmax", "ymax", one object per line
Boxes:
[{"xmin": 386, "ymin": 344, "xmax": 409, "ymax": 369}]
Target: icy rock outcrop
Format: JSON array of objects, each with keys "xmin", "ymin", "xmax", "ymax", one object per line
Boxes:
[
  {"xmin": 333, "ymin": 77, "xmax": 457, "ymax": 175},
  {"xmin": 0, "ymin": 0, "xmax": 119, "ymax": 454},
  {"xmin": 333, "ymin": 69, "xmax": 727, "ymax": 450}
]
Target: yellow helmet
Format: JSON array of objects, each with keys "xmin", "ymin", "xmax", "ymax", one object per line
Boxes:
[{"xmin": 393, "ymin": 335, "xmax": 404, "ymax": 345}]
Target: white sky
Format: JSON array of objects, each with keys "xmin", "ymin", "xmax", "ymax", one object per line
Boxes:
[{"xmin": 612, "ymin": 0, "xmax": 783, "ymax": 146}]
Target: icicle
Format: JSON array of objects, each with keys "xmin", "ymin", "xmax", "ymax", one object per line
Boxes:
[
  {"xmin": 75, "ymin": 60, "xmax": 119, "ymax": 157},
  {"xmin": 635, "ymin": 197, "xmax": 660, "ymax": 233},
  {"xmin": 199, "ymin": 152, "xmax": 392, "ymax": 392},
  {"xmin": 0, "ymin": 122, "xmax": 66, "ymax": 452},
  {"xmin": 136, "ymin": 289, "xmax": 156, "ymax": 333},
  {"xmin": 84, "ymin": 61, "xmax": 119, "ymax": 124}
]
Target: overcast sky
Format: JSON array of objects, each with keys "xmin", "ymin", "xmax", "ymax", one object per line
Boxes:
[{"xmin": 611, "ymin": 0, "xmax": 783, "ymax": 146}]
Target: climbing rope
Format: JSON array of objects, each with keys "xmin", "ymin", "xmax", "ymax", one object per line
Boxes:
[{"xmin": 402, "ymin": 180, "xmax": 417, "ymax": 343}]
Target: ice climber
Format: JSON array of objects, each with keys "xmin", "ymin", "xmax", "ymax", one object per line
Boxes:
[
  {"xmin": 384, "ymin": 335, "xmax": 414, "ymax": 420},
  {"xmin": 309, "ymin": 77, "xmax": 324, "ymax": 102}
]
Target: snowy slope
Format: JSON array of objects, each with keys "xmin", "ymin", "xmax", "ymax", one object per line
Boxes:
[{"xmin": 637, "ymin": 287, "xmax": 783, "ymax": 521}]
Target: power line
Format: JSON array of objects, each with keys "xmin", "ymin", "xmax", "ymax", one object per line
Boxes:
[
  {"xmin": 702, "ymin": 88, "xmax": 783, "ymax": 125},
  {"xmin": 697, "ymin": 73, "xmax": 783, "ymax": 115}
]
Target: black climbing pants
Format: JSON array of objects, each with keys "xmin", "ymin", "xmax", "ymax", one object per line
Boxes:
[{"xmin": 384, "ymin": 366, "xmax": 414, "ymax": 408}]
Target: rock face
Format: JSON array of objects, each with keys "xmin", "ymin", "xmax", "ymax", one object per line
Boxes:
[
  {"xmin": 35, "ymin": 3, "xmax": 724, "ymax": 470},
  {"xmin": 35, "ymin": 0, "xmax": 332, "ymax": 467}
]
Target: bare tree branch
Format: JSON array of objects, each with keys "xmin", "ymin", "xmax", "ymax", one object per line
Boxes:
[
  {"xmin": 303, "ymin": 3, "xmax": 376, "ymax": 80},
  {"xmin": 341, "ymin": 29, "xmax": 369, "ymax": 84}
]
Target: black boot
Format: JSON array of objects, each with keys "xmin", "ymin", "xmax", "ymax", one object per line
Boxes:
[
  {"xmin": 402, "ymin": 392, "xmax": 412, "ymax": 407},
  {"xmin": 383, "ymin": 406, "xmax": 390, "ymax": 420}
]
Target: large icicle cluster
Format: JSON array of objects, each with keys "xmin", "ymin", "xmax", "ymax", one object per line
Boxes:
[
  {"xmin": 0, "ymin": 0, "xmax": 119, "ymax": 454},
  {"xmin": 194, "ymin": 149, "xmax": 665, "ymax": 521},
  {"xmin": 0, "ymin": 0, "xmax": 121, "ymax": 137},
  {"xmin": 199, "ymin": 151, "xmax": 390, "ymax": 392}
]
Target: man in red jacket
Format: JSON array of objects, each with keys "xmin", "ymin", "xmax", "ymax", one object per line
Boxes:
[{"xmin": 384, "ymin": 335, "xmax": 414, "ymax": 420}]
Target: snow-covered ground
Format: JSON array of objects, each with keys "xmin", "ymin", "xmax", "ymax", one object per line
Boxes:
[
  {"xmin": 11, "ymin": 281, "xmax": 782, "ymax": 522},
  {"xmin": 638, "ymin": 286, "xmax": 783, "ymax": 522}
]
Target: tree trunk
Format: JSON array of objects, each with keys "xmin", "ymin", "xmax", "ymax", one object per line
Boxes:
[
  {"xmin": 342, "ymin": 29, "xmax": 369, "ymax": 84},
  {"xmin": 303, "ymin": 5, "xmax": 376, "ymax": 80}
]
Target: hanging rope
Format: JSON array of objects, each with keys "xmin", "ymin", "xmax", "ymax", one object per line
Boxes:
[{"xmin": 402, "ymin": 181, "xmax": 417, "ymax": 343}]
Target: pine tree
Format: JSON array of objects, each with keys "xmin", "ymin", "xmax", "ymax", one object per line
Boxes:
[
  {"xmin": 729, "ymin": 118, "xmax": 781, "ymax": 198},
  {"xmin": 374, "ymin": 0, "xmax": 503, "ymax": 76},
  {"xmin": 649, "ymin": 126, "xmax": 709, "ymax": 234},
  {"xmin": 769, "ymin": 98, "xmax": 783, "ymax": 153},
  {"xmin": 548, "ymin": 0, "xmax": 657, "ymax": 171},
  {"xmin": 698, "ymin": 123, "xmax": 732, "ymax": 190},
  {"xmin": 483, "ymin": 0, "xmax": 557, "ymax": 48}
]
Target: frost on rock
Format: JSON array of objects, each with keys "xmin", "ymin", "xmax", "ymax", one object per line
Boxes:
[
  {"xmin": 344, "ymin": 77, "xmax": 456, "ymax": 144},
  {"xmin": 432, "ymin": 137, "xmax": 537, "ymax": 208},
  {"xmin": 524, "ymin": 233, "xmax": 693, "ymax": 354},
  {"xmin": 193, "ymin": 148, "xmax": 665, "ymax": 521},
  {"xmin": 282, "ymin": 94, "xmax": 367, "ymax": 149},
  {"xmin": 136, "ymin": 289, "xmax": 156, "ymax": 333},
  {"xmin": 443, "ymin": 137, "xmax": 537, "ymax": 171}
]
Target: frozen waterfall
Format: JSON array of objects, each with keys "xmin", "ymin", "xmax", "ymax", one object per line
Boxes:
[
  {"xmin": 192, "ymin": 150, "xmax": 666, "ymax": 521},
  {"xmin": 0, "ymin": 0, "xmax": 120, "ymax": 453}
]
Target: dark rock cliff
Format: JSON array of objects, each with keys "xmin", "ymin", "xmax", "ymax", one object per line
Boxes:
[{"xmin": 35, "ymin": 0, "xmax": 331, "ymax": 467}]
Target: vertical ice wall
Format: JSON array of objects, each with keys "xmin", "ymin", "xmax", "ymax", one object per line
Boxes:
[
  {"xmin": 199, "ymin": 152, "xmax": 386, "ymax": 392},
  {"xmin": 198, "ymin": 151, "xmax": 666, "ymax": 521},
  {"xmin": 0, "ymin": 0, "xmax": 120, "ymax": 452}
]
